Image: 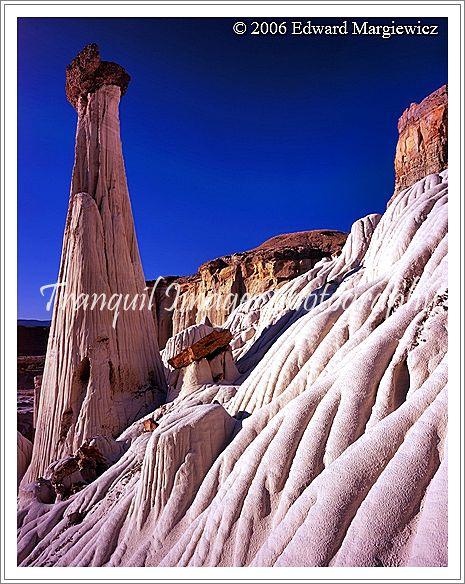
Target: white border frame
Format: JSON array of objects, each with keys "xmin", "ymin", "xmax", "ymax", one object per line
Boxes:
[{"xmin": 1, "ymin": 2, "xmax": 463, "ymax": 582}]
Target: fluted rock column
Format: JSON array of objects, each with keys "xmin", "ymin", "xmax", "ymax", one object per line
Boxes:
[{"xmin": 23, "ymin": 45, "xmax": 166, "ymax": 483}]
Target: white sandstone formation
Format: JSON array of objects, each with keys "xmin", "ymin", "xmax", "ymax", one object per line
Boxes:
[
  {"xmin": 18, "ymin": 170, "xmax": 448, "ymax": 567},
  {"xmin": 17, "ymin": 432, "xmax": 33, "ymax": 488},
  {"xmin": 21, "ymin": 46, "xmax": 166, "ymax": 485}
]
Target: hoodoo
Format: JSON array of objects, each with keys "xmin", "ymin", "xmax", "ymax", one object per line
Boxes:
[{"xmin": 22, "ymin": 45, "xmax": 166, "ymax": 484}]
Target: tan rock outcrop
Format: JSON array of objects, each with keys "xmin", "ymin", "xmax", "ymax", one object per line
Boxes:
[
  {"xmin": 393, "ymin": 84, "xmax": 447, "ymax": 196},
  {"xmin": 151, "ymin": 229, "xmax": 347, "ymax": 348},
  {"xmin": 22, "ymin": 45, "xmax": 166, "ymax": 485}
]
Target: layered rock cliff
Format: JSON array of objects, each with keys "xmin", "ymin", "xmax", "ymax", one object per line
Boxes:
[
  {"xmin": 151, "ymin": 229, "xmax": 347, "ymax": 349},
  {"xmin": 18, "ymin": 83, "xmax": 448, "ymax": 568},
  {"xmin": 393, "ymin": 84, "xmax": 447, "ymax": 195},
  {"xmin": 22, "ymin": 45, "xmax": 166, "ymax": 485}
]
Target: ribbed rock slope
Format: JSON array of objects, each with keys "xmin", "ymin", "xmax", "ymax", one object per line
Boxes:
[{"xmin": 18, "ymin": 169, "xmax": 448, "ymax": 566}]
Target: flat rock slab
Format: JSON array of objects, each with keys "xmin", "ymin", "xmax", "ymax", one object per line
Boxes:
[{"xmin": 168, "ymin": 329, "xmax": 233, "ymax": 369}]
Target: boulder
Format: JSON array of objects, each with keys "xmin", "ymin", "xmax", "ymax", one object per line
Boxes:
[{"xmin": 168, "ymin": 329, "xmax": 233, "ymax": 369}]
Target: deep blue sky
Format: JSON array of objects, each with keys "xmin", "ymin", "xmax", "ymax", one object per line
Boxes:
[{"xmin": 18, "ymin": 17, "xmax": 447, "ymax": 319}]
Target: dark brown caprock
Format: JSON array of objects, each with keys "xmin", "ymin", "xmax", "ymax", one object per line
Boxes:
[
  {"xmin": 168, "ymin": 329, "xmax": 233, "ymax": 369},
  {"xmin": 65, "ymin": 43, "xmax": 130, "ymax": 109}
]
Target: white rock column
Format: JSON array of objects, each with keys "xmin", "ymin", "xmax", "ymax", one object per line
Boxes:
[{"xmin": 23, "ymin": 76, "xmax": 166, "ymax": 484}]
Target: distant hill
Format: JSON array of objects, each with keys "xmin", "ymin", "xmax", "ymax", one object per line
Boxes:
[
  {"xmin": 18, "ymin": 321, "xmax": 50, "ymax": 356},
  {"xmin": 18, "ymin": 319, "xmax": 51, "ymax": 328}
]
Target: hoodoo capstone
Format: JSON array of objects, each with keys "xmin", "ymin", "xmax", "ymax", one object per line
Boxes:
[
  {"xmin": 22, "ymin": 45, "xmax": 166, "ymax": 485},
  {"xmin": 65, "ymin": 43, "xmax": 130, "ymax": 110}
]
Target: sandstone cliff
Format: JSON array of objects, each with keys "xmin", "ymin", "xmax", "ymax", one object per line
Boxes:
[
  {"xmin": 393, "ymin": 84, "xmax": 447, "ymax": 196},
  {"xmin": 22, "ymin": 45, "xmax": 166, "ymax": 485},
  {"xmin": 150, "ymin": 229, "xmax": 347, "ymax": 349}
]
